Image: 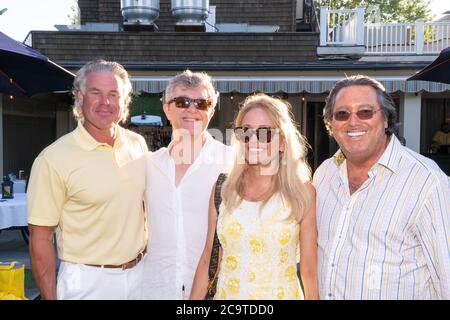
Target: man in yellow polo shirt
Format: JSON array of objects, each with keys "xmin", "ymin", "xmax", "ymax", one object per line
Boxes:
[{"xmin": 27, "ymin": 60, "xmax": 148, "ymax": 300}]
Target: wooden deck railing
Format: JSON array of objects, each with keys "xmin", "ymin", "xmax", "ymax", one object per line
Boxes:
[{"xmin": 320, "ymin": 7, "xmax": 450, "ymax": 55}]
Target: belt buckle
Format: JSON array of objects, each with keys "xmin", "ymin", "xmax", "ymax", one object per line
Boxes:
[
  {"xmin": 137, "ymin": 250, "xmax": 144, "ymax": 262},
  {"xmin": 121, "ymin": 248, "xmax": 146, "ymax": 270}
]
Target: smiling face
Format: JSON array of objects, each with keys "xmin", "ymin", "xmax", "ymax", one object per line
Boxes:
[
  {"xmin": 239, "ymin": 107, "xmax": 284, "ymax": 167},
  {"xmin": 331, "ymin": 85, "xmax": 389, "ymax": 165},
  {"xmin": 77, "ymin": 71, "xmax": 125, "ymax": 135},
  {"xmin": 163, "ymin": 85, "xmax": 215, "ymax": 138}
]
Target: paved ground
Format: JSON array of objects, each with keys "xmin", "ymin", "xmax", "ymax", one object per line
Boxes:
[
  {"xmin": 0, "ymin": 229, "xmax": 61, "ymax": 299},
  {"xmin": 0, "ymin": 229, "xmax": 40, "ymax": 299},
  {"xmin": 0, "ymin": 229, "xmax": 30, "ymax": 267}
]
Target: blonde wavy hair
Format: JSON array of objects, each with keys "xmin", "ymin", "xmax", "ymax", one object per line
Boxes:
[{"xmin": 221, "ymin": 93, "xmax": 312, "ymax": 222}]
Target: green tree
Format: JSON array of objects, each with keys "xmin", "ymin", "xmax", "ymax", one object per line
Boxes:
[
  {"xmin": 130, "ymin": 93, "xmax": 164, "ymax": 117},
  {"xmin": 317, "ymin": 0, "xmax": 433, "ymax": 22},
  {"xmin": 67, "ymin": 0, "xmax": 80, "ymax": 25}
]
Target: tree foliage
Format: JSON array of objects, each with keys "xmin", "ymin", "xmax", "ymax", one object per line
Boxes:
[
  {"xmin": 316, "ymin": 0, "xmax": 433, "ymax": 23},
  {"xmin": 130, "ymin": 93, "xmax": 164, "ymax": 117},
  {"xmin": 67, "ymin": 0, "xmax": 80, "ymax": 25}
]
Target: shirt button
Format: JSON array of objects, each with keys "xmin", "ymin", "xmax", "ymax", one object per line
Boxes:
[
  {"xmin": 331, "ymin": 264, "xmax": 335, "ymax": 267},
  {"xmin": 328, "ymin": 293, "xmax": 333, "ymax": 298}
]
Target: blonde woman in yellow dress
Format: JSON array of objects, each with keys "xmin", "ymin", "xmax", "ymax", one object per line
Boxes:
[{"xmin": 190, "ymin": 93, "xmax": 319, "ymax": 300}]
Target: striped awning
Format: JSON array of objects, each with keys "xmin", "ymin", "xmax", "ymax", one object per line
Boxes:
[{"xmin": 131, "ymin": 77, "xmax": 450, "ymax": 94}]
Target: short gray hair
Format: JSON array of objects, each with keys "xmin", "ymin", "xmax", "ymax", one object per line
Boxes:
[
  {"xmin": 72, "ymin": 59, "xmax": 133, "ymax": 123},
  {"xmin": 323, "ymin": 75, "xmax": 398, "ymax": 136},
  {"xmin": 164, "ymin": 70, "xmax": 219, "ymax": 108}
]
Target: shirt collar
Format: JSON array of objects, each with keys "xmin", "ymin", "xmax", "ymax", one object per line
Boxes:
[
  {"xmin": 151, "ymin": 131, "xmax": 216, "ymax": 181},
  {"xmin": 332, "ymin": 135, "xmax": 401, "ymax": 174},
  {"xmin": 73, "ymin": 121, "xmax": 124, "ymax": 151},
  {"xmin": 375, "ymin": 135, "xmax": 401, "ymax": 174},
  {"xmin": 166, "ymin": 131, "xmax": 215, "ymax": 156}
]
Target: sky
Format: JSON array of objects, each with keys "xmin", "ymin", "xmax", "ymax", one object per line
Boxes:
[{"xmin": 0, "ymin": 0, "xmax": 448, "ymax": 42}]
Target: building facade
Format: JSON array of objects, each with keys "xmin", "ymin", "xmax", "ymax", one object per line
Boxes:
[{"xmin": 18, "ymin": 0, "xmax": 450, "ymax": 174}]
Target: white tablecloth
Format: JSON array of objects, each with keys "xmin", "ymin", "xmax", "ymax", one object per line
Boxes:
[
  {"xmin": 0, "ymin": 193, "xmax": 27, "ymax": 229},
  {"xmin": 13, "ymin": 180, "xmax": 26, "ymax": 193}
]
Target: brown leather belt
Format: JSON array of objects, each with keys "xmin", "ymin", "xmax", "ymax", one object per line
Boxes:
[{"xmin": 86, "ymin": 247, "xmax": 147, "ymax": 270}]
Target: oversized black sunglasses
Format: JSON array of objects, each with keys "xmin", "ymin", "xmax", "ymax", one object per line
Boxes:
[
  {"xmin": 333, "ymin": 109, "xmax": 381, "ymax": 121},
  {"xmin": 234, "ymin": 127, "xmax": 277, "ymax": 143},
  {"xmin": 167, "ymin": 96, "xmax": 212, "ymax": 111}
]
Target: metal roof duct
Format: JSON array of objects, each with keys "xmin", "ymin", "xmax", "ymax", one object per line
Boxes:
[
  {"xmin": 121, "ymin": 0, "xmax": 160, "ymax": 27},
  {"xmin": 171, "ymin": 0, "xmax": 209, "ymax": 31}
]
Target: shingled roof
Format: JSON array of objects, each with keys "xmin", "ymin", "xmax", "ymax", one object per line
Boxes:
[
  {"xmin": 31, "ymin": 31, "xmax": 318, "ymax": 68},
  {"xmin": 32, "ymin": 0, "xmax": 318, "ymax": 70}
]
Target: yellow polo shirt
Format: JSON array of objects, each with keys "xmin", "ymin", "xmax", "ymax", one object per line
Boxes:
[{"xmin": 27, "ymin": 123, "xmax": 148, "ymax": 265}]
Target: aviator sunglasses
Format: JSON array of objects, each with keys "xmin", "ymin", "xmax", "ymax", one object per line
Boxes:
[
  {"xmin": 333, "ymin": 109, "xmax": 381, "ymax": 121},
  {"xmin": 167, "ymin": 96, "xmax": 212, "ymax": 111},
  {"xmin": 234, "ymin": 127, "xmax": 277, "ymax": 143}
]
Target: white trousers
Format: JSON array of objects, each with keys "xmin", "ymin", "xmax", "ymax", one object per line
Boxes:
[{"xmin": 56, "ymin": 260, "xmax": 144, "ymax": 300}]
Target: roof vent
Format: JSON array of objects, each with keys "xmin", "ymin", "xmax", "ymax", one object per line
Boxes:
[
  {"xmin": 171, "ymin": 0, "xmax": 209, "ymax": 32},
  {"xmin": 121, "ymin": 0, "xmax": 160, "ymax": 31}
]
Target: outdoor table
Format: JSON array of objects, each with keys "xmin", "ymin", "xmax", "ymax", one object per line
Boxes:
[
  {"xmin": 13, "ymin": 180, "xmax": 26, "ymax": 193},
  {"xmin": 0, "ymin": 193, "xmax": 29, "ymax": 244}
]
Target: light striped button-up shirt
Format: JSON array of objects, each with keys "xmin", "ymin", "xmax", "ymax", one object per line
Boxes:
[{"xmin": 313, "ymin": 136, "xmax": 450, "ymax": 300}]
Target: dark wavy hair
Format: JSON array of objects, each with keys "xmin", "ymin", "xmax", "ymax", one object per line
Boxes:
[{"xmin": 323, "ymin": 75, "xmax": 398, "ymax": 136}]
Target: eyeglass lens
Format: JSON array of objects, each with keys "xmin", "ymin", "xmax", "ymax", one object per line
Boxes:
[
  {"xmin": 169, "ymin": 97, "xmax": 211, "ymax": 110},
  {"xmin": 333, "ymin": 109, "xmax": 379, "ymax": 121},
  {"xmin": 234, "ymin": 127, "xmax": 275, "ymax": 143}
]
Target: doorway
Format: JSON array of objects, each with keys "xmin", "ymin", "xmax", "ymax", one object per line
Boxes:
[
  {"xmin": 3, "ymin": 115, "xmax": 56, "ymax": 179},
  {"xmin": 305, "ymin": 101, "xmax": 338, "ymax": 172}
]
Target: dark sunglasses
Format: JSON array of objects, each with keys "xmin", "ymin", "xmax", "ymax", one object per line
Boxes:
[
  {"xmin": 333, "ymin": 109, "xmax": 381, "ymax": 121},
  {"xmin": 234, "ymin": 127, "xmax": 277, "ymax": 143},
  {"xmin": 167, "ymin": 96, "xmax": 212, "ymax": 111}
]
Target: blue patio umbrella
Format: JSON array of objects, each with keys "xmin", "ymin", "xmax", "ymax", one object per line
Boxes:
[
  {"xmin": 407, "ymin": 47, "xmax": 450, "ymax": 84},
  {"xmin": 0, "ymin": 31, "xmax": 74, "ymax": 96}
]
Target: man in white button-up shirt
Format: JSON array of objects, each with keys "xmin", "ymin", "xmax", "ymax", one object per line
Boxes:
[
  {"xmin": 142, "ymin": 70, "xmax": 234, "ymax": 299},
  {"xmin": 313, "ymin": 75, "xmax": 450, "ymax": 300}
]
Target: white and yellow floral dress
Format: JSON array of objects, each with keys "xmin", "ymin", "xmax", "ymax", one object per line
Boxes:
[{"xmin": 214, "ymin": 194, "xmax": 303, "ymax": 300}]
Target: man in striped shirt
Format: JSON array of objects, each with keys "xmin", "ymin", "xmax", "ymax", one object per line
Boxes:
[{"xmin": 313, "ymin": 75, "xmax": 450, "ymax": 299}]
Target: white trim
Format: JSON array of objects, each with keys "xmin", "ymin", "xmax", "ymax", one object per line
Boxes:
[
  {"xmin": 403, "ymin": 93, "xmax": 422, "ymax": 152},
  {"xmin": 130, "ymin": 76, "xmax": 450, "ymax": 94},
  {"xmin": 131, "ymin": 75, "xmax": 412, "ymax": 81},
  {"xmin": 0, "ymin": 94, "xmax": 3, "ymax": 179}
]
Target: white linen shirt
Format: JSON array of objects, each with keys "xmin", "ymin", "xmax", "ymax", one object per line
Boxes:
[
  {"xmin": 313, "ymin": 136, "xmax": 450, "ymax": 300},
  {"xmin": 142, "ymin": 133, "xmax": 233, "ymax": 299}
]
